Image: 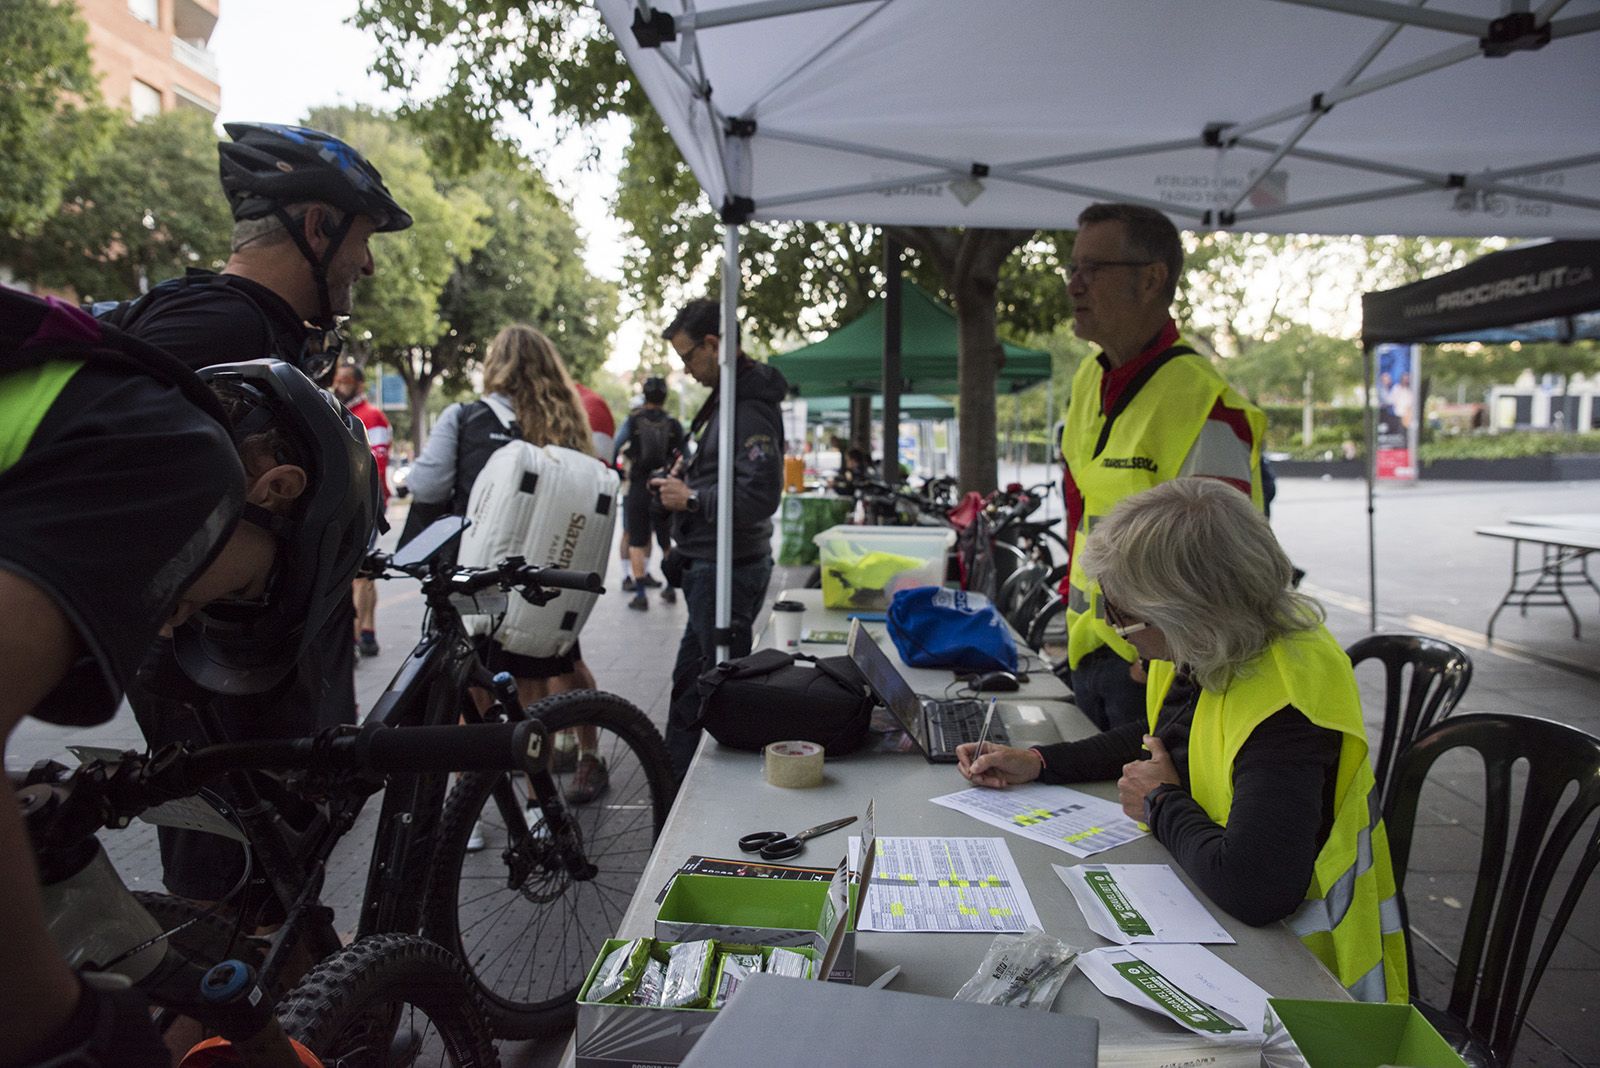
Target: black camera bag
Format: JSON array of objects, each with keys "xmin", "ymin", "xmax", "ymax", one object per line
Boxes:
[{"xmin": 693, "ymin": 648, "xmax": 876, "ymax": 755}]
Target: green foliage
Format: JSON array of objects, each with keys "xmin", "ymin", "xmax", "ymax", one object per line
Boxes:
[
  {"xmin": 353, "ymin": 0, "xmax": 641, "ymax": 171},
  {"xmin": 1224, "ymin": 323, "xmax": 1362, "ymax": 406},
  {"xmin": 0, "ymin": 109, "xmax": 226, "ymax": 301},
  {"xmin": 0, "ymin": 0, "xmax": 113, "ymax": 235},
  {"xmin": 1421, "ymin": 431, "xmax": 1600, "ymax": 461}
]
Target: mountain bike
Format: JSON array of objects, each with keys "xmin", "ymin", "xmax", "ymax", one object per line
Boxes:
[{"xmin": 21, "ymin": 717, "xmax": 542, "ymax": 1065}]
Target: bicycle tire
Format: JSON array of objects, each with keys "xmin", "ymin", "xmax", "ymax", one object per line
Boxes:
[
  {"xmin": 424, "ymin": 689, "xmax": 675, "ymax": 1039},
  {"xmin": 276, "ymin": 933, "xmax": 499, "ymax": 1068}
]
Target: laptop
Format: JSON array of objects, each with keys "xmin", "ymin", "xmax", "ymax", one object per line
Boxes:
[{"xmin": 847, "ymin": 620, "xmax": 1012, "ymax": 763}]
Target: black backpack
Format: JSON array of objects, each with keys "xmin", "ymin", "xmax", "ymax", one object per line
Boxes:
[
  {"xmin": 693, "ymin": 648, "xmax": 876, "ymax": 755},
  {"xmin": 632, "ymin": 411, "xmax": 674, "ymax": 472}
]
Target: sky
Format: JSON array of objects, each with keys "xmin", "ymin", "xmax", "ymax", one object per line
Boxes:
[{"xmin": 210, "ymin": 1, "xmax": 644, "ymax": 372}]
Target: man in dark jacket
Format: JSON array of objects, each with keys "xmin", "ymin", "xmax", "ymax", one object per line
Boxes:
[{"xmin": 651, "ymin": 300, "xmax": 787, "ymax": 778}]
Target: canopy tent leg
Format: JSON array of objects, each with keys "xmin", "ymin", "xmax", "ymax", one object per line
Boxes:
[
  {"xmin": 1364, "ymin": 341, "xmax": 1378, "ymax": 632},
  {"xmin": 883, "ymin": 233, "xmax": 903, "ymax": 485},
  {"xmin": 716, "ymin": 223, "xmax": 740, "ymax": 663}
]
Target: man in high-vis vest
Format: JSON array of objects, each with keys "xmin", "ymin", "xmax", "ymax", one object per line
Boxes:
[{"xmin": 1058, "ymin": 203, "xmax": 1265, "ymax": 730}]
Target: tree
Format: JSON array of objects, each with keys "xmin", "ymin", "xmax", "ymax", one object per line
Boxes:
[
  {"xmin": 0, "ymin": 109, "xmax": 231, "ymax": 301},
  {"xmin": 0, "ymin": 0, "xmax": 113, "ymax": 236}
]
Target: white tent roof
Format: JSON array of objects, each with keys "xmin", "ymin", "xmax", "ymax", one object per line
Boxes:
[{"xmin": 598, "ymin": 0, "xmax": 1600, "ymax": 237}]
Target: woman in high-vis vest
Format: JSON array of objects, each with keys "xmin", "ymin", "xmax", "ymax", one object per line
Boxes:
[{"xmin": 959, "ymin": 478, "xmax": 1407, "ymax": 1003}]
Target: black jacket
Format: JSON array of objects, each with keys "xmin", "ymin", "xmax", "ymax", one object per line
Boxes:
[{"xmin": 674, "ymin": 357, "xmax": 787, "ymax": 562}]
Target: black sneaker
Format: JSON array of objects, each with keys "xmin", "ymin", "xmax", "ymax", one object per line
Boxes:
[
  {"xmin": 628, "ymin": 591, "xmax": 649, "ymax": 611},
  {"xmin": 357, "ymin": 634, "xmax": 381, "ymax": 658},
  {"xmin": 621, "ymin": 575, "xmax": 636, "ymax": 592},
  {"xmin": 638, "ymin": 573, "xmax": 663, "ymax": 589},
  {"xmin": 660, "ymin": 587, "xmax": 677, "ymax": 604}
]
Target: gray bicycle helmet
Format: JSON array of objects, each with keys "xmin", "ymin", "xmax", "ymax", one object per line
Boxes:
[
  {"xmin": 173, "ymin": 359, "xmax": 380, "ymax": 696},
  {"xmin": 219, "ymin": 122, "xmax": 412, "ymax": 334}
]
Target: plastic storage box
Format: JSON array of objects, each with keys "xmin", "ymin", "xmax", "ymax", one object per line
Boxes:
[{"xmin": 813, "ymin": 525, "xmax": 955, "ymax": 609}]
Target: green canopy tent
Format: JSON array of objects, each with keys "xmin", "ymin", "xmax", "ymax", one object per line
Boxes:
[
  {"xmin": 803, "ymin": 393, "xmax": 955, "ymax": 422},
  {"xmin": 772, "ymin": 279, "xmax": 1051, "ymax": 396}
]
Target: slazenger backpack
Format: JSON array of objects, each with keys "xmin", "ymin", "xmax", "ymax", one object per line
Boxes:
[{"xmin": 456, "ymin": 397, "xmax": 620, "ymax": 658}]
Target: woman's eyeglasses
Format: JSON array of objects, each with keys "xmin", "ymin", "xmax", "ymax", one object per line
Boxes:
[{"xmin": 1102, "ymin": 594, "xmax": 1148, "ymax": 638}]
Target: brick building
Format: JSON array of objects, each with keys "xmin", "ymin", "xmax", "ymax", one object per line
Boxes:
[{"xmin": 80, "ymin": 0, "xmax": 220, "ymax": 119}]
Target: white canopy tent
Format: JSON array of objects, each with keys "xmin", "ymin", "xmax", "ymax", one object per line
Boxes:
[{"xmin": 596, "ymin": 0, "xmax": 1600, "ymax": 655}]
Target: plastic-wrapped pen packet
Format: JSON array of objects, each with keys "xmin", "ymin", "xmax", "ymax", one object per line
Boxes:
[
  {"xmin": 579, "ymin": 939, "xmax": 816, "ymax": 1011},
  {"xmin": 954, "ymin": 927, "xmax": 1080, "ymax": 1011}
]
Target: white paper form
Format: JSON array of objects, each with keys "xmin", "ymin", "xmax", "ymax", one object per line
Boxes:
[
  {"xmin": 847, "ymin": 836, "xmax": 1042, "ymax": 933},
  {"xmin": 1056, "ymin": 864, "xmax": 1234, "ymax": 944},
  {"xmin": 1078, "ymin": 944, "xmax": 1269, "ymax": 1041},
  {"xmin": 930, "ymin": 782, "xmax": 1148, "ymax": 858}
]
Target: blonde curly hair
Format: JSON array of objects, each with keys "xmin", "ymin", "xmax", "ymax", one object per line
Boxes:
[{"xmin": 481, "ymin": 324, "xmax": 594, "ymax": 456}]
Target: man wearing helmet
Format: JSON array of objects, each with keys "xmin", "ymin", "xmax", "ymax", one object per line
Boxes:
[
  {"xmin": 112, "ymin": 124, "xmax": 410, "ymax": 909},
  {"xmin": 0, "ymin": 289, "xmax": 377, "ymax": 1065}
]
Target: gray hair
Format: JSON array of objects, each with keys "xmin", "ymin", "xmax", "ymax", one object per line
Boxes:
[
  {"xmin": 1080, "ymin": 478, "xmax": 1323, "ymax": 692},
  {"xmin": 229, "ymin": 201, "xmax": 341, "ymax": 254}
]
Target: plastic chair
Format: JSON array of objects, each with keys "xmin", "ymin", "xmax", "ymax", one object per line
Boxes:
[
  {"xmin": 1346, "ymin": 634, "xmax": 1473, "ymax": 809},
  {"xmin": 1385, "ymin": 713, "xmax": 1600, "ymax": 1066}
]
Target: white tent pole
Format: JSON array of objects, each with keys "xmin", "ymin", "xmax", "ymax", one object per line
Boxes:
[
  {"xmin": 1267, "ymin": 0, "xmax": 1485, "ymax": 36},
  {"xmin": 676, "ymin": 0, "xmax": 878, "ymax": 32},
  {"xmin": 1364, "ymin": 342, "xmax": 1378, "ymax": 632},
  {"xmin": 715, "ymin": 223, "xmax": 740, "ymax": 664}
]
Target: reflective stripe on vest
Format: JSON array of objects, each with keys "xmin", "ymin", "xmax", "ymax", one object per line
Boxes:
[
  {"xmin": 0, "ymin": 360, "xmax": 84, "ymax": 474},
  {"xmin": 1059, "ymin": 341, "xmax": 1264, "ymax": 670},
  {"xmin": 1145, "ymin": 628, "xmax": 1410, "ymax": 1004}
]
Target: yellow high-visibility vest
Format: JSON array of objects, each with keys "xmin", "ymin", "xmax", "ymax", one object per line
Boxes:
[
  {"xmin": 1145, "ymin": 627, "xmax": 1410, "ymax": 1003},
  {"xmin": 1060, "ymin": 341, "xmax": 1264, "ymax": 670}
]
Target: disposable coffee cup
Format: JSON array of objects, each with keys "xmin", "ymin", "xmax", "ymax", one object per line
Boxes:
[{"xmin": 770, "ymin": 600, "xmax": 805, "ymax": 649}]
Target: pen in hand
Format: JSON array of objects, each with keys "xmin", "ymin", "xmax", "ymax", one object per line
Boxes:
[{"xmin": 971, "ymin": 697, "xmax": 997, "ymax": 769}]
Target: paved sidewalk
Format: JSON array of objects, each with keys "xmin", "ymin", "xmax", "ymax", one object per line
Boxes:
[{"xmin": 8, "ymin": 478, "xmax": 1597, "ymax": 1065}]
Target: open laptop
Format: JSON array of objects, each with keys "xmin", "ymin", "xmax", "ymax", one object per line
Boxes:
[{"xmin": 847, "ymin": 620, "xmax": 1014, "ymax": 763}]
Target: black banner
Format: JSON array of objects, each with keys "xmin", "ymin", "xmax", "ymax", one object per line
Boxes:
[{"xmin": 1362, "ymin": 240, "xmax": 1600, "ymax": 345}]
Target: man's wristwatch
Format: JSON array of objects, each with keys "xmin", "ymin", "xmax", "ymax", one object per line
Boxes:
[
  {"xmin": 685, "ymin": 490, "xmax": 700, "ymax": 513},
  {"xmin": 1143, "ymin": 782, "xmax": 1184, "ymax": 826}
]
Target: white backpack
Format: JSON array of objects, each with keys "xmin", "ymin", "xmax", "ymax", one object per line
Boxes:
[{"xmin": 457, "ymin": 398, "xmax": 620, "ymax": 658}]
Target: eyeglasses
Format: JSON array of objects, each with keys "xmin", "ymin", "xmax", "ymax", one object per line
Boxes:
[
  {"xmin": 1101, "ymin": 594, "xmax": 1148, "ymax": 638},
  {"xmin": 1064, "ymin": 259, "xmax": 1154, "ymax": 284}
]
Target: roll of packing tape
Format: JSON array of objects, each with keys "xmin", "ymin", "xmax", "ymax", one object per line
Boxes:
[{"xmin": 764, "ymin": 740, "xmax": 825, "ymax": 788}]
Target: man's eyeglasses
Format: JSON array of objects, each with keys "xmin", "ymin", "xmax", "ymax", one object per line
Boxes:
[
  {"xmin": 1101, "ymin": 594, "xmax": 1148, "ymax": 638},
  {"xmin": 1064, "ymin": 259, "xmax": 1154, "ymax": 284}
]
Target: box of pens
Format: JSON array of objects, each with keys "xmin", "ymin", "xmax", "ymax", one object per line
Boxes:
[{"xmin": 574, "ymin": 938, "xmax": 821, "ymax": 1068}]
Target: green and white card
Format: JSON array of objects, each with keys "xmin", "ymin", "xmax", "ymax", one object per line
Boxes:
[
  {"xmin": 1055, "ymin": 863, "xmax": 1233, "ymax": 944},
  {"xmin": 1078, "ymin": 944, "xmax": 1267, "ymax": 1040}
]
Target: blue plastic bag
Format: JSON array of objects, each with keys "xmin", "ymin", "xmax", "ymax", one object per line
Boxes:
[{"xmin": 886, "ymin": 586, "xmax": 1018, "ymax": 673}]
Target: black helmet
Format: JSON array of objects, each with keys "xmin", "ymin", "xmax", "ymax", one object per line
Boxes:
[
  {"xmin": 219, "ymin": 123, "xmax": 412, "ymax": 336},
  {"xmin": 174, "ymin": 359, "xmax": 380, "ymax": 696},
  {"xmin": 219, "ymin": 122, "xmax": 412, "ymax": 233},
  {"xmin": 642, "ymin": 375, "xmax": 668, "ymax": 403}
]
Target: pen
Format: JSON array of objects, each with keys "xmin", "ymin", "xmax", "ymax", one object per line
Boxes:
[{"xmin": 972, "ymin": 697, "xmax": 997, "ymax": 767}]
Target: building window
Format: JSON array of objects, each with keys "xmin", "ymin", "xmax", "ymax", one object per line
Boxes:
[
  {"xmin": 129, "ymin": 0, "xmax": 160, "ymax": 27},
  {"xmin": 130, "ymin": 80, "xmax": 163, "ymax": 121}
]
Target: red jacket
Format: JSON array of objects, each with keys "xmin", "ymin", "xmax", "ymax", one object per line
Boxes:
[{"xmin": 349, "ymin": 394, "xmax": 391, "ymax": 506}]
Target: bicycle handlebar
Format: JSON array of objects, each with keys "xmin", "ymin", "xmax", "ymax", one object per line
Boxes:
[{"xmin": 184, "ymin": 721, "xmax": 541, "ymax": 782}]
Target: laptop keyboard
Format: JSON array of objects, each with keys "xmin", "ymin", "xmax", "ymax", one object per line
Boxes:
[{"xmin": 927, "ymin": 699, "xmax": 1010, "ymax": 753}]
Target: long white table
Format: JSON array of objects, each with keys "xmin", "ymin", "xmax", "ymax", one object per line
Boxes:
[{"xmin": 584, "ymin": 588, "xmax": 1348, "ymax": 1060}]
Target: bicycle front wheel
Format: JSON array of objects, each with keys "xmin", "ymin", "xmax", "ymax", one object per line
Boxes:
[
  {"xmin": 425, "ymin": 690, "xmax": 675, "ymax": 1038},
  {"xmin": 276, "ymin": 933, "xmax": 499, "ymax": 1068}
]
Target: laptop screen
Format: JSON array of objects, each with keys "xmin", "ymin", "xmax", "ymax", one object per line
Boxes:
[{"xmin": 846, "ymin": 620, "xmax": 929, "ymax": 751}]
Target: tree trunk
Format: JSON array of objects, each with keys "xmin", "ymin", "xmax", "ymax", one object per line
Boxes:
[
  {"xmin": 407, "ymin": 378, "xmax": 431, "ymax": 453},
  {"xmin": 1302, "ymin": 369, "xmax": 1314, "ymax": 447},
  {"xmin": 955, "ymin": 275, "xmax": 1002, "ymax": 495},
  {"xmin": 849, "ymin": 396, "xmax": 872, "ymax": 456},
  {"xmin": 885, "ymin": 225, "xmax": 1034, "ymax": 496}
]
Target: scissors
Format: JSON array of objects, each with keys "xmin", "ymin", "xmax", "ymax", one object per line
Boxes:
[{"xmin": 738, "ymin": 815, "xmax": 857, "ymax": 860}]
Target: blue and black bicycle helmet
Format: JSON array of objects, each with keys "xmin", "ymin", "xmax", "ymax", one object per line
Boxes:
[
  {"xmin": 174, "ymin": 359, "xmax": 381, "ymax": 696},
  {"xmin": 218, "ymin": 123, "xmax": 412, "ymax": 337}
]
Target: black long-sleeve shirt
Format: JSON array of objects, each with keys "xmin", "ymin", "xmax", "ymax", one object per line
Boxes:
[{"xmin": 1036, "ymin": 674, "xmax": 1342, "ymax": 926}]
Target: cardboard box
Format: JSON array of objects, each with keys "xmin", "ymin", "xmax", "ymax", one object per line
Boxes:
[
  {"xmin": 654, "ymin": 802, "xmax": 877, "ymax": 984},
  {"xmin": 574, "ymin": 941, "xmax": 824, "ymax": 1068},
  {"xmin": 1262, "ymin": 998, "xmax": 1469, "ymax": 1068}
]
